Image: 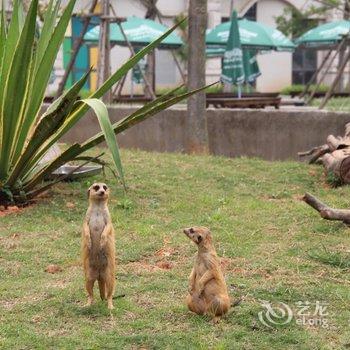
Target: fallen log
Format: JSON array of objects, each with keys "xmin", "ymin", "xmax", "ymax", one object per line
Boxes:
[
  {"xmin": 299, "ymin": 122, "xmax": 350, "ymax": 184},
  {"xmin": 303, "ymin": 192, "xmax": 350, "ymax": 225}
]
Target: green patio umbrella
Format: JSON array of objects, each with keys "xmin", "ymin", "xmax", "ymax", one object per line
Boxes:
[
  {"xmin": 295, "ymin": 20, "xmax": 350, "ymax": 48},
  {"xmin": 206, "ymin": 18, "xmax": 295, "ymax": 51},
  {"xmin": 84, "ymin": 16, "xmax": 183, "ymax": 49},
  {"xmin": 221, "ymin": 10, "xmax": 245, "ymax": 94}
]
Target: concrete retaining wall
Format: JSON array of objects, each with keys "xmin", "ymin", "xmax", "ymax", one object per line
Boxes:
[{"xmin": 61, "ymin": 106, "xmax": 350, "ymax": 161}]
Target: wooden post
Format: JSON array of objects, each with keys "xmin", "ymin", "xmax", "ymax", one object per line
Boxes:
[
  {"xmin": 300, "ymin": 48, "xmax": 332, "ymax": 98},
  {"xmin": 97, "ymin": 0, "xmax": 111, "ymax": 103},
  {"xmin": 306, "ymin": 38, "xmax": 346, "ymax": 104},
  {"xmin": 116, "ymin": 20, "xmax": 156, "ymax": 99},
  {"xmin": 186, "ymin": 0, "xmax": 209, "ymax": 154},
  {"xmin": 319, "ymin": 46, "xmax": 350, "ymax": 109},
  {"xmin": 56, "ymin": 0, "xmax": 99, "ymax": 98},
  {"xmin": 156, "ymin": 13, "xmax": 186, "ymax": 83},
  {"xmin": 109, "ymin": 3, "xmax": 156, "ymax": 99}
]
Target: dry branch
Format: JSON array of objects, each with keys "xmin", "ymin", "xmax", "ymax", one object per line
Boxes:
[{"xmin": 303, "ymin": 192, "xmax": 350, "ymax": 224}]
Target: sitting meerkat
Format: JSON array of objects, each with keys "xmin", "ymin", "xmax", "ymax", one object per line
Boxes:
[
  {"xmin": 82, "ymin": 182, "xmax": 116, "ymax": 310},
  {"xmin": 183, "ymin": 226, "xmax": 230, "ymax": 322}
]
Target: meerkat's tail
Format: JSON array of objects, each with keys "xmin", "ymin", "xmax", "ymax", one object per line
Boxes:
[
  {"xmin": 209, "ymin": 295, "xmax": 230, "ymax": 317},
  {"xmin": 98, "ymin": 278, "xmax": 106, "ymax": 300}
]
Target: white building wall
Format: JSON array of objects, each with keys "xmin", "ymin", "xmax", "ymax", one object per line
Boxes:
[{"xmin": 255, "ymin": 0, "xmax": 292, "ymax": 92}]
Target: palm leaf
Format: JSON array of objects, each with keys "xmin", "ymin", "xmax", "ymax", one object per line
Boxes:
[
  {"xmin": 79, "ymin": 83, "xmax": 214, "ymax": 152},
  {"xmin": 17, "ymin": 0, "xmax": 76, "ymax": 159},
  {"xmin": 0, "ymin": 0, "xmax": 38, "ymax": 179},
  {"xmin": 35, "ymin": 0, "xmax": 61, "ymax": 70},
  {"xmin": 0, "ymin": 0, "xmax": 20, "ymax": 109},
  {"xmin": 81, "ymin": 98, "xmax": 125, "ymax": 187},
  {"xmin": 21, "ymin": 144, "xmax": 82, "ymax": 192},
  {"xmin": 7, "ymin": 70, "xmax": 91, "ymax": 186}
]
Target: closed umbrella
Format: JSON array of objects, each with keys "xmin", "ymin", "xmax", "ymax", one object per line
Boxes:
[
  {"xmin": 221, "ymin": 10, "xmax": 245, "ymax": 96},
  {"xmin": 207, "ymin": 47, "xmax": 261, "ymax": 84},
  {"xmin": 296, "ymin": 20, "xmax": 350, "ymax": 48},
  {"xmin": 243, "ymin": 49, "xmax": 261, "ymax": 83},
  {"xmin": 85, "ymin": 16, "xmax": 183, "ymax": 49},
  {"xmin": 206, "ymin": 18, "xmax": 295, "ymax": 51}
]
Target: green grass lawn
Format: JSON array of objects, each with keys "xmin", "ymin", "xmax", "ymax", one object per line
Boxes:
[{"xmin": 1, "ymin": 148, "xmax": 350, "ymax": 349}]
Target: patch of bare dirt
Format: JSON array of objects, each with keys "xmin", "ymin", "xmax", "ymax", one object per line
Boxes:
[
  {"xmin": 0, "ymin": 233, "xmax": 20, "ymax": 250},
  {"xmin": 123, "ymin": 237, "xmax": 179, "ymax": 274},
  {"xmin": 0, "ymin": 292, "xmax": 48, "ymax": 310},
  {"xmin": 0, "ymin": 258, "xmax": 21, "ymax": 276}
]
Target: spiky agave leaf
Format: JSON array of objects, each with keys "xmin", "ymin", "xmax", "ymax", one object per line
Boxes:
[{"xmin": 21, "ymin": 84, "xmax": 213, "ymax": 195}]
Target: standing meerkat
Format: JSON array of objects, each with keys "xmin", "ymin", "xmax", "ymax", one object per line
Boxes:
[
  {"xmin": 183, "ymin": 226, "xmax": 230, "ymax": 322},
  {"xmin": 82, "ymin": 182, "xmax": 116, "ymax": 310}
]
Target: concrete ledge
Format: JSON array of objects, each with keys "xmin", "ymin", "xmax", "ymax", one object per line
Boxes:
[{"xmin": 60, "ymin": 106, "xmax": 350, "ymax": 161}]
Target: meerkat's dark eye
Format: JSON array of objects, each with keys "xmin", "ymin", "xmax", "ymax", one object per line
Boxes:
[
  {"xmin": 103, "ymin": 185, "xmax": 107, "ymax": 191},
  {"xmin": 93, "ymin": 185, "xmax": 100, "ymax": 191},
  {"xmin": 189, "ymin": 228, "xmax": 194, "ymax": 234},
  {"xmin": 197, "ymin": 235, "xmax": 202, "ymax": 243}
]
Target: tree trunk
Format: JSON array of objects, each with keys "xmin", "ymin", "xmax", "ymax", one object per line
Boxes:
[
  {"xmin": 145, "ymin": 50, "xmax": 156, "ymax": 97},
  {"xmin": 299, "ymin": 123, "xmax": 350, "ymax": 184},
  {"xmin": 303, "ymin": 192, "xmax": 350, "ymax": 225},
  {"xmin": 186, "ymin": 0, "xmax": 209, "ymax": 154}
]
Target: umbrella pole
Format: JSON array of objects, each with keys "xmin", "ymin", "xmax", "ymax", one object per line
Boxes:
[
  {"xmin": 300, "ymin": 48, "xmax": 332, "ymax": 98},
  {"xmin": 307, "ymin": 38, "xmax": 347, "ymax": 104},
  {"xmin": 131, "ymin": 76, "xmax": 134, "ymax": 98},
  {"xmin": 238, "ymin": 84, "xmax": 242, "ymax": 99}
]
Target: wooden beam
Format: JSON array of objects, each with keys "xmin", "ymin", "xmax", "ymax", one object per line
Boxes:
[
  {"xmin": 319, "ymin": 46, "xmax": 350, "ymax": 109},
  {"xmin": 110, "ymin": 3, "xmax": 156, "ymax": 99},
  {"xmin": 156, "ymin": 13, "xmax": 186, "ymax": 83},
  {"xmin": 56, "ymin": 0, "xmax": 99, "ymax": 98},
  {"xmin": 306, "ymin": 38, "xmax": 347, "ymax": 104}
]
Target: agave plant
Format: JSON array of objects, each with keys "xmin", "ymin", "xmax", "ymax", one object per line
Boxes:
[{"xmin": 0, "ymin": 0, "xmax": 207, "ymax": 205}]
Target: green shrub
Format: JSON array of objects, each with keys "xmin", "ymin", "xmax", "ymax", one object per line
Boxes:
[{"xmin": 281, "ymin": 84, "xmax": 329, "ymax": 95}]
